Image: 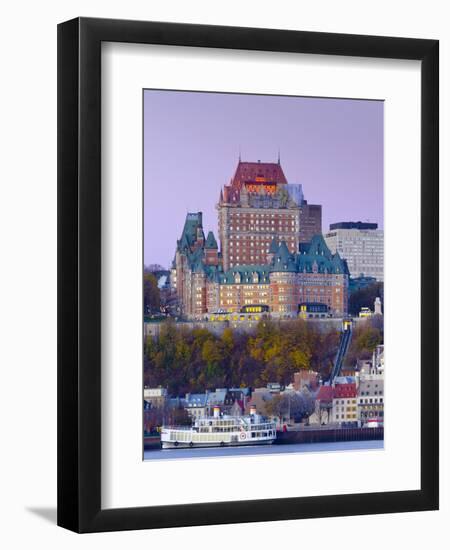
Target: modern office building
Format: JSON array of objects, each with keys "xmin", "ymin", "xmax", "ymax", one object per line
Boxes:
[{"xmin": 324, "ymin": 221, "xmax": 384, "ymax": 281}]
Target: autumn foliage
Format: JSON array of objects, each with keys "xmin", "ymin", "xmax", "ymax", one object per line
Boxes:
[{"xmin": 144, "ymin": 319, "xmax": 348, "ymax": 395}]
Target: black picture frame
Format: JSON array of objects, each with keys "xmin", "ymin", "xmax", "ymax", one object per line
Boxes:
[{"xmin": 57, "ymin": 17, "xmax": 439, "ymax": 533}]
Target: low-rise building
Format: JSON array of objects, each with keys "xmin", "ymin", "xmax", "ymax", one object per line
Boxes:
[
  {"xmin": 357, "ymin": 375, "xmax": 384, "ymax": 426},
  {"xmin": 143, "ymin": 387, "xmax": 168, "ymax": 409},
  {"xmin": 372, "ymin": 344, "xmax": 384, "ymax": 375},
  {"xmin": 309, "ymin": 385, "xmax": 334, "ymax": 425},
  {"xmin": 293, "ymin": 370, "xmax": 319, "ymax": 391},
  {"xmin": 245, "ymin": 387, "xmax": 273, "ymax": 417},
  {"xmin": 206, "ymin": 389, "xmax": 227, "ymax": 409},
  {"xmin": 332, "ymin": 383, "xmax": 358, "ymax": 425},
  {"xmin": 184, "ymin": 393, "xmax": 208, "ymax": 419},
  {"xmin": 224, "ymin": 388, "xmax": 250, "ymax": 412}
]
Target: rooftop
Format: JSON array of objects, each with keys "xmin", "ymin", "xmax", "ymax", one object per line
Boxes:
[
  {"xmin": 232, "ymin": 160, "xmax": 287, "ymax": 189},
  {"xmin": 329, "ymin": 221, "xmax": 378, "ymax": 231}
]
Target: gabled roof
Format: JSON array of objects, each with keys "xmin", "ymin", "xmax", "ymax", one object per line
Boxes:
[
  {"xmin": 298, "ymin": 234, "xmax": 349, "ymax": 275},
  {"xmin": 308, "ymin": 234, "xmax": 333, "ymax": 258},
  {"xmin": 207, "ymin": 389, "xmax": 227, "ymax": 405},
  {"xmin": 271, "ymin": 240, "xmax": 297, "ymax": 272},
  {"xmin": 220, "ymin": 265, "xmax": 271, "ymax": 285},
  {"xmin": 185, "ymin": 393, "xmax": 208, "ymax": 407},
  {"xmin": 316, "ymin": 385, "xmax": 334, "ymax": 402}
]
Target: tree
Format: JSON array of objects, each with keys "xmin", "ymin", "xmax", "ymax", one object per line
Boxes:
[
  {"xmin": 144, "ymin": 272, "xmax": 160, "ymax": 314},
  {"xmin": 265, "ymin": 394, "xmax": 287, "ymax": 425},
  {"xmin": 169, "ymin": 406, "xmax": 192, "ymax": 426},
  {"xmin": 143, "ymin": 318, "xmax": 376, "ymax": 398},
  {"xmin": 144, "ymin": 263, "xmax": 166, "ymax": 273},
  {"xmin": 345, "ymin": 321, "xmax": 382, "ymax": 366}
]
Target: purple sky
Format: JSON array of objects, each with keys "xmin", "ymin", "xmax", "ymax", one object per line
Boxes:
[{"xmin": 144, "ymin": 90, "xmax": 383, "ymax": 268}]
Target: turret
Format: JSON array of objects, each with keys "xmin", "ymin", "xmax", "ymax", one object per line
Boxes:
[{"xmin": 204, "ymin": 231, "xmax": 219, "ymax": 265}]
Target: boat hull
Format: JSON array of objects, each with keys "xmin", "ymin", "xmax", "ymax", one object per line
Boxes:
[{"xmin": 161, "ymin": 438, "xmax": 275, "ymax": 449}]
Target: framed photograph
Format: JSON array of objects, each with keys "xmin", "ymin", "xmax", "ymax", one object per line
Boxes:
[{"xmin": 57, "ymin": 17, "xmax": 439, "ymax": 533}]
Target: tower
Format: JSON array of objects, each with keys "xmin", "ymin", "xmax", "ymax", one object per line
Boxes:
[{"xmin": 217, "ymin": 158, "xmax": 321, "ymax": 271}]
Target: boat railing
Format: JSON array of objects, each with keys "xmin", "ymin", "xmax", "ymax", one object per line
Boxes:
[{"xmin": 162, "ymin": 425, "xmax": 194, "ymax": 431}]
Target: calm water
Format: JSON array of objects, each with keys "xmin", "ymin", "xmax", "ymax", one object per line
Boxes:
[{"xmin": 144, "ymin": 439, "xmax": 383, "ymax": 461}]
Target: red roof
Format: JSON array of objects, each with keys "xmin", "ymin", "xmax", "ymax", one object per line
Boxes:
[
  {"xmin": 221, "ymin": 160, "xmax": 287, "ymax": 204},
  {"xmin": 333, "ymin": 383, "xmax": 357, "ymax": 399},
  {"xmin": 316, "ymin": 385, "xmax": 334, "ymax": 402},
  {"xmin": 232, "ymin": 161, "xmax": 287, "ymax": 190}
]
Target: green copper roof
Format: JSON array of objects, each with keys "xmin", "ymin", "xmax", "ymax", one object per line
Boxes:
[
  {"xmin": 220, "ymin": 264, "xmax": 271, "ymax": 285},
  {"xmin": 297, "ymin": 234, "xmax": 349, "ymax": 275},
  {"xmin": 205, "ymin": 231, "xmax": 218, "ymax": 249},
  {"xmin": 270, "ymin": 240, "xmax": 297, "ymax": 272},
  {"xmin": 177, "ymin": 212, "xmax": 203, "ymax": 252},
  {"xmin": 175, "ymin": 220, "xmax": 349, "ymax": 281},
  {"xmin": 269, "ymin": 237, "xmax": 279, "ymax": 254}
]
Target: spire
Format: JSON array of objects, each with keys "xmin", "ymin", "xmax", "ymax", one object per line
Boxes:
[
  {"xmin": 277, "ymin": 148, "xmax": 281, "ymax": 165},
  {"xmin": 238, "ymin": 146, "xmax": 241, "ymax": 163},
  {"xmin": 205, "ymin": 231, "xmax": 218, "ymax": 249},
  {"xmin": 269, "ymin": 237, "xmax": 279, "ymax": 254}
]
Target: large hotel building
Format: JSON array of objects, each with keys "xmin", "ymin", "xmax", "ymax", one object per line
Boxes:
[{"xmin": 171, "ymin": 159, "xmax": 349, "ymax": 319}]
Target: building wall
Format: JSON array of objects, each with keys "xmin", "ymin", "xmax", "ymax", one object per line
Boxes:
[
  {"xmin": 217, "ymin": 204, "xmax": 301, "ymax": 270},
  {"xmin": 324, "ymin": 228, "xmax": 384, "ymax": 280},
  {"xmin": 298, "ymin": 273, "xmax": 348, "ymax": 316},
  {"xmin": 176, "ymin": 259, "xmax": 348, "ymax": 318},
  {"xmin": 357, "ymin": 375, "xmax": 384, "ymax": 425},
  {"xmin": 218, "ymin": 283, "xmax": 270, "ymax": 312},
  {"xmin": 191, "ymin": 272, "xmax": 207, "ymax": 316},
  {"xmin": 270, "ymin": 272, "xmax": 299, "ymax": 316},
  {"xmin": 299, "ymin": 203, "xmax": 322, "ymax": 244},
  {"xmin": 332, "ymin": 396, "xmax": 358, "ymax": 424}
]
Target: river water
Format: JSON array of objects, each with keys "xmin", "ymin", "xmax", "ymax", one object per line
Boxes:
[{"xmin": 144, "ymin": 439, "xmax": 383, "ymax": 461}]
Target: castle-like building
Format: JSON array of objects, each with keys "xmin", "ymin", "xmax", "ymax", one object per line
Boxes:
[
  {"xmin": 171, "ymin": 159, "xmax": 349, "ymax": 319},
  {"xmin": 218, "ymin": 158, "xmax": 321, "ymax": 270}
]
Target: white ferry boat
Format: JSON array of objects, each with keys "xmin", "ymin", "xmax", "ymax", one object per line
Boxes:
[{"xmin": 161, "ymin": 406, "xmax": 277, "ymax": 449}]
